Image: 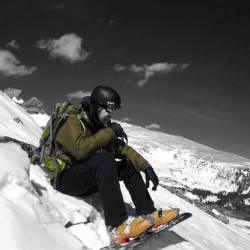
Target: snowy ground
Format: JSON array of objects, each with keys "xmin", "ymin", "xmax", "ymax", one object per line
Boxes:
[{"xmin": 1, "ymin": 90, "xmax": 250, "ymax": 250}]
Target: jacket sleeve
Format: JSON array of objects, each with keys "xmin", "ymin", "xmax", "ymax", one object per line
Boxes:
[
  {"xmin": 55, "ymin": 115, "xmax": 116, "ymax": 160},
  {"xmin": 114, "ymin": 140, "xmax": 149, "ymax": 171}
]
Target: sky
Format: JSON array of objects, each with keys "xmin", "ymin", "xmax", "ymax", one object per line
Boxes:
[{"xmin": 0, "ymin": 0, "xmax": 250, "ymax": 158}]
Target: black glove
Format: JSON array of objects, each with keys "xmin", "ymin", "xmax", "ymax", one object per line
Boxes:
[
  {"xmin": 143, "ymin": 165, "xmax": 159, "ymax": 191},
  {"xmin": 109, "ymin": 122, "xmax": 128, "ymax": 142}
]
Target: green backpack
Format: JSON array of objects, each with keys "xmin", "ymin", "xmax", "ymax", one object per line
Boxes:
[{"xmin": 39, "ymin": 100, "xmax": 83, "ymax": 179}]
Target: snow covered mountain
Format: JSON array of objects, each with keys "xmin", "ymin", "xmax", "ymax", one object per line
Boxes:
[
  {"xmin": 4, "ymin": 87, "xmax": 46, "ymax": 114},
  {"xmin": 0, "ymin": 90, "xmax": 250, "ymax": 250}
]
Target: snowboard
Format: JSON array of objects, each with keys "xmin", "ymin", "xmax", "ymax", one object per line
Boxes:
[{"xmin": 100, "ymin": 212, "xmax": 192, "ymax": 250}]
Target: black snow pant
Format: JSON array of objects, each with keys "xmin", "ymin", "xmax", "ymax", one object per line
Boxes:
[{"xmin": 57, "ymin": 151, "xmax": 156, "ymax": 227}]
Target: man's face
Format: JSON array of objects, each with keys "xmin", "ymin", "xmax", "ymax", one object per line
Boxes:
[{"xmin": 97, "ymin": 106, "xmax": 116, "ymax": 125}]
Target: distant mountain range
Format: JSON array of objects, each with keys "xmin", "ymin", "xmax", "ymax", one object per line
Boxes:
[{"xmin": 4, "ymin": 87, "xmax": 46, "ymax": 114}]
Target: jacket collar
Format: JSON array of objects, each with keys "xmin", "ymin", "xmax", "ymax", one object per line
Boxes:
[{"xmin": 81, "ymin": 96, "xmax": 105, "ymax": 131}]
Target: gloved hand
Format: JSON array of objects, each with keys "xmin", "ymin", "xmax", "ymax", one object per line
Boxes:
[
  {"xmin": 143, "ymin": 165, "xmax": 159, "ymax": 191},
  {"xmin": 109, "ymin": 122, "xmax": 128, "ymax": 142}
]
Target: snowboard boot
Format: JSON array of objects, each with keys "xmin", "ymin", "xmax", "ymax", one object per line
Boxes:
[
  {"xmin": 147, "ymin": 208, "xmax": 179, "ymax": 231},
  {"xmin": 110, "ymin": 216, "xmax": 153, "ymax": 244}
]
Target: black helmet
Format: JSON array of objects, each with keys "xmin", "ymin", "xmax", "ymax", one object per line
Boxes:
[{"xmin": 90, "ymin": 85, "xmax": 121, "ymax": 109}]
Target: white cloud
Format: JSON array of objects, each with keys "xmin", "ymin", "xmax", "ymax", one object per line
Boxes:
[
  {"xmin": 179, "ymin": 63, "xmax": 189, "ymax": 70},
  {"xmin": 115, "ymin": 62, "xmax": 189, "ymax": 87},
  {"xmin": 67, "ymin": 90, "xmax": 91, "ymax": 100},
  {"xmin": 147, "ymin": 62, "xmax": 178, "ymax": 73},
  {"xmin": 6, "ymin": 40, "xmax": 20, "ymax": 50},
  {"xmin": 129, "ymin": 64, "xmax": 145, "ymax": 74},
  {"xmin": 0, "ymin": 49, "xmax": 37, "ymax": 77},
  {"xmin": 36, "ymin": 33, "xmax": 90, "ymax": 63},
  {"xmin": 145, "ymin": 123, "xmax": 161, "ymax": 130},
  {"xmin": 113, "ymin": 64, "xmax": 126, "ymax": 72}
]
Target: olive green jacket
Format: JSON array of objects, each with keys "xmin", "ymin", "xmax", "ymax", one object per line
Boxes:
[{"xmin": 55, "ymin": 110, "xmax": 149, "ymax": 171}]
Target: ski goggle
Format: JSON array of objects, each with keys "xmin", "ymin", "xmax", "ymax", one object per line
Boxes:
[{"xmin": 101, "ymin": 104, "xmax": 117, "ymax": 113}]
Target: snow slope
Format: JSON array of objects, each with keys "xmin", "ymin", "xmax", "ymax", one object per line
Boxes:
[
  {"xmin": 123, "ymin": 122, "xmax": 250, "ymax": 194},
  {"xmin": 1, "ymin": 90, "xmax": 250, "ymax": 250},
  {"xmin": 0, "ymin": 91, "xmax": 84, "ymax": 250}
]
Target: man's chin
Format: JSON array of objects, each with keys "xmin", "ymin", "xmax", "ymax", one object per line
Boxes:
[
  {"xmin": 101, "ymin": 118, "xmax": 111, "ymax": 126},
  {"xmin": 106, "ymin": 118, "xmax": 111, "ymax": 125}
]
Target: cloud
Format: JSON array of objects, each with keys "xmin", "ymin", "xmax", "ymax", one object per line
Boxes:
[
  {"xmin": 36, "ymin": 33, "xmax": 90, "ymax": 63},
  {"xmin": 114, "ymin": 62, "xmax": 189, "ymax": 87},
  {"xmin": 66, "ymin": 90, "xmax": 91, "ymax": 100},
  {"xmin": 6, "ymin": 40, "xmax": 20, "ymax": 50},
  {"xmin": 145, "ymin": 123, "xmax": 161, "ymax": 130},
  {"xmin": 0, "ymin": 49, "xmax": 37, "ymax": 76},
  {"xmin": 113, "ymin": 64, "xmax": 126, "ymax": 72},
  {"xmin": 146, "ymin": 62, "xmax": 179, "ymax": 73}
]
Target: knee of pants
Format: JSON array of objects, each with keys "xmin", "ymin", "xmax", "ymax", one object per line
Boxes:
[{"xmin": 118, "ymin": 160, "xmax": 140, "ymax": 181}]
